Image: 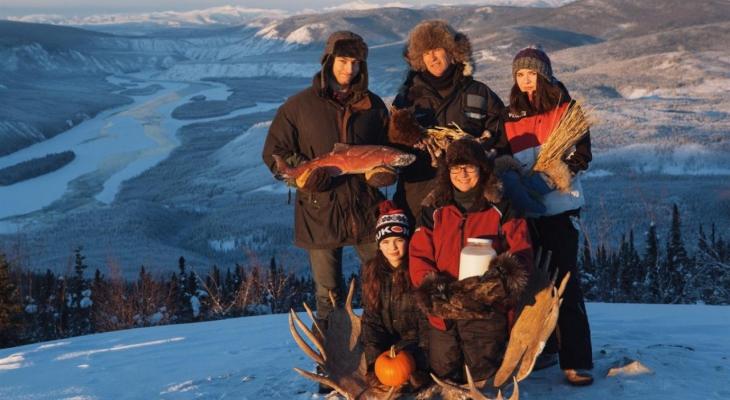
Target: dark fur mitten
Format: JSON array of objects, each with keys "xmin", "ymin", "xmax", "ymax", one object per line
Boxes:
[
  {"xmin": 489, "ymin": 253, "xmax": 529, "ymax": 308},
  {"xmin": 388, "ymin": 108, "xmax": 423, "ymax": 146},
  {"xmin": 414, "ymin": 272, "xmax": 453, "ymax": 315}
]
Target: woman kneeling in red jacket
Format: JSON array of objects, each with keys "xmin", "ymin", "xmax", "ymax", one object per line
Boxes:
[{"xmin": 409, "ymin": 138, "xmax": 533, "ymax": 384}]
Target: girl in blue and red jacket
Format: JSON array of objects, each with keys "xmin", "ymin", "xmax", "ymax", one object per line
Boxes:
[{"xmin": 503, "ymin": 46, "xmax": 594, "ymax": 386}]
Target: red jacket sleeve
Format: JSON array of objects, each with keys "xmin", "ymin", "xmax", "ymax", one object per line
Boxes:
[
  {"xmin": 409, "ymin": 225, "xmax": 438, "ymax": 288},
  {"xmin": 502, "ymin": 216, "xmax": 533, "ymax": 272}
]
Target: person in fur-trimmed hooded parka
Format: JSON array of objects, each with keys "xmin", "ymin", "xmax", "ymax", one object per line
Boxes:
[
  {"xmin": 262, "ymin": 31, "xmax": 393, "ymax": 325},
  {"xmin": 409, "ymin": 138, "xmax": 532, "ymax": 383},
  {"xmin": 388, "ymin": 20, "xmax": 508, "ymax": 224}
]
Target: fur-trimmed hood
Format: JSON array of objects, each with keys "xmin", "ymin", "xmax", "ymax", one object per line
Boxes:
[{"xmin": 404, "ymin": 20, "xmax": 474, "ymax": 75}]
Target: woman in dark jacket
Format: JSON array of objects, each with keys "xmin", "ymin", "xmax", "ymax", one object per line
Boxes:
[
  {"xmin": 503, "ymin": 46, "xmax": 594, "ymax": 386},
  {"xmin": 361, "ymin": 201, "xmax": 429, "ymax": 389}
]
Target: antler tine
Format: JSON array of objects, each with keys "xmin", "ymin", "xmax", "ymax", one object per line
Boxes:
[
  {"xmin": 290, "ymin": 309, "xmax": 327, "ymax": 362},
  {"xmin": 289, "ymin": 310, "xmax": 325, "ymax": 366},
  {"xmin": 383, "ymin": 385, "xmax": 397, "ymax": 400},
  {"xmin": 344, "ymin": 278, "xmax": 359, "ymax": 321},
  {"xmin": 329, "ymin": 290, "xmax": 337, "ymax": 308},
  {"xmin": 431, "ymin": 372, "xmax": 491, "ymax": 400},
  {"xmin": 557, "ymin": 271, "xmax": 571, "ymax": 297},
  {"xmin": 302, "ymin": 302, "xmax": 325, "ymax": 340},
  {"xmin": 293, "ymin": 367, "xmax": 353, "ymax": 400},
  {"xmin": 465, "ymin": 365, "xmax": 491, "ymax": 400},
  {"xmin": 533, "ymin": 247, "xmax": 543, "ymax": 272}
]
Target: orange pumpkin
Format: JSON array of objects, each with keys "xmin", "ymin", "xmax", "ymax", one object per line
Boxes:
[{"xmin": 374, "ymin": 345, "xmax": 415, "ymax": 387}]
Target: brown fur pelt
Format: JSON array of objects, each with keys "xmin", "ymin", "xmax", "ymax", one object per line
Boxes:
[
  {"xmin": 415, "ymin": 254, "xmax": 529, "ymax": 320},
  {"xmin": 404, "ymin": 20, "xmax": 473, "ymax": 72},
  {"xmin": 537, "ymin": 159, "xmax": 573, "ymax": 193},
  {"xmin": 388, "ymin": 108, "xmax": 423, "ymax": 146}
]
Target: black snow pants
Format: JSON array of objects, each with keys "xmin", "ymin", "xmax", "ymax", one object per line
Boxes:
[
  {"xmin": 530, "ymin": 211, "xmax": 593, "ymax": 370},
  {"xmin": 428, "ymin": 316, "xmax": 507, "ymax": 383}
]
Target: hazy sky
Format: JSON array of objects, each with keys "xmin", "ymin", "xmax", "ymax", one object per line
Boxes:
[{"xmin": 0, "ymin": 0, "xmax": 446, "ymax": 18}]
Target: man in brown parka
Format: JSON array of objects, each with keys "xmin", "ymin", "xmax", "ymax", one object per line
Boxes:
[{"xmin": 262, "ymin": 31, "xmax": 394, "ymax": 323}]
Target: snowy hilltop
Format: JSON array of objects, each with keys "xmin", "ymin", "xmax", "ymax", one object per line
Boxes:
[{"xmin": 0, "ymin": 303, "xmax": 728, "ymax": 399}]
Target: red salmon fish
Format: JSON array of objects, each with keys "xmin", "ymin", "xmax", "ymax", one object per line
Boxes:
[{"xmin": 272, "ymin": 143, "xmax": 415, "ymax": 186}]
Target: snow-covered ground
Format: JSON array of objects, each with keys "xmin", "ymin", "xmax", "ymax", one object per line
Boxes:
[{"xmin": 0, "ymin": 303, "xmax": 728, "ymax": 399}]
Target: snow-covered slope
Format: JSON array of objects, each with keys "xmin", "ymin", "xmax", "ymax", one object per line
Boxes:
[
  {"xmin": 7, "ymin": 6, "xmax": 288, "ymax": 28},
  {"xmin": 1, "ymin": 303, "xmax": 728, "ymax": 399}
]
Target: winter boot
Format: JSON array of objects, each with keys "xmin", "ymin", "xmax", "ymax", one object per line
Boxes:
[{"xmin": 563, "ymin": 369, "xmax": 593, "ymax": 386}]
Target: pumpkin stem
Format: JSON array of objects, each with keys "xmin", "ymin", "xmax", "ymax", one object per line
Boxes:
[{"xmin": 389, "ymin": 345, "xmax": 396, "ymax": 358}]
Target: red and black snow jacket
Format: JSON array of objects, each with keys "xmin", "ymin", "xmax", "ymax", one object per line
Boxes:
[{"xmin": 409, "ymin": 199, "xmax": 533, "ymax": 330}]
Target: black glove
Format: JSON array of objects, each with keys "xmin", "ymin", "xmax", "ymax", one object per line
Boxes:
[
  {"xmin": 365, "ymin": 166, "xmax": 397, "ymax": 187},
  {"xmin": 301, "ymin": 167, "xmax": 332, "ymax": 192}
]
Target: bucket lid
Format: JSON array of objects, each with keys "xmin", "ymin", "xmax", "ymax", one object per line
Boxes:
[{"xmin": 467, "ymin": 238, "xmax": 492, "ymax": 246}]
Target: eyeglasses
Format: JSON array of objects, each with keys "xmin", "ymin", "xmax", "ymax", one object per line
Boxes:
[{"xmin": 449, "ymin": 164, "xmax": 478, "ymax": 175}]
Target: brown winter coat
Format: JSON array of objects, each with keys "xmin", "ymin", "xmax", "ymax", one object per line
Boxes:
[{"xmin": 262, "ymin": 69, "xmax": 388, "ymax": 249}]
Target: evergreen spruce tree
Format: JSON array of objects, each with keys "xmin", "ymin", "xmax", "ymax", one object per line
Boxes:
[
  {"xmin": 0, "ymin": 253, "xmax": 23, "ymax": 348},
  {"xmin": 90, "ymin": 269, "xmax": 105, "ymax": 332},
  {"xmin": 665, "ymin": 204, "xmax": 691, "ymax": 303},
  {"xmin": 175, "ymin": 257, "xmax": 193, "ymax": 322},
  {"xmin": 618, "ymin": 230, "xmax": 642, "ymax": 302},
  {"xmin": 643, "ymin": 222, "xmax": 661, "ymax": 303},
  {"xmin": 68, "ymin": 246, "xmax": 92, "ymax": 336}
]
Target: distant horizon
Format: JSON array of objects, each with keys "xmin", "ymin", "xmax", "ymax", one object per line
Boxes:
[{"xmin": 0, "ymin": 0, "xmax": 572, "ymax": 19}]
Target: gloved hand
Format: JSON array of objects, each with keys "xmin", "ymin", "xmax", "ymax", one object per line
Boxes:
[
  {"xmin": 523, "ymin": 172, "xmax": 554, "ymax": 195},
  {"xmin": 365, "ymin": 166, "xmax": 397, "ymax": 187},
  {"xmin": 500, "ymin": 170, "xmax": 547, "ymax": 215},
  {"xmin": 300, "ymin": 167, "xmax": 332, "ymax": 192}
]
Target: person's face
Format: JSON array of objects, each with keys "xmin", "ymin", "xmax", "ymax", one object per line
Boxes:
[
  {"xmin": 332, "ymin": 56, "xmax": 360, "ymax": 87},
  {"xmin": 449, "ymin": 164, "xmax": 480, "ymax": 192},
  {"xmin": 515, "ymin": 68, "xmax": 538, "ymax": 97},
  {"xmin": 422, "ymin": 48, "xmax": 452, "ymax": 77},
  {"xmin": 379, "ymin": 236, "xmax": 407, "ymax": 268}
]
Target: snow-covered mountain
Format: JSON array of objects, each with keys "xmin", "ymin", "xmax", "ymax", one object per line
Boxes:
[
  {"xmin": 0, "ymin": 0, "xmax": 729, "ymax": 274},
  {"xmin": 7, "ymin": 6, "xmax": 288, "ymax": 28},
  {"xmin": 0, "ymin": 303, "xmax": 728, "ymax": 399}
]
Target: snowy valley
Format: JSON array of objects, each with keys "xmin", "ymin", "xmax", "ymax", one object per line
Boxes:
[{"xmin": 0, "ymin": 0, "xmax": 729, "ymax": 277}]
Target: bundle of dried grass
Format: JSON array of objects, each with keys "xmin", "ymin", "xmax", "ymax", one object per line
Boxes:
[
  {"xmin": 418, "ymin": 124, "xmax": 491, "ymax": 167},
  {"xmin": 532, "ymin": 100, "xmax": 592, "ymax": 191}
]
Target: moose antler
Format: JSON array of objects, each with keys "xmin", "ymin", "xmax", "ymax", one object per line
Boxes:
[
  {"xmin": 432, "ymin": 365, "xmax": 519, "ymax": 400},
  {"xmin": 493, "ymin": 250, "xmax": 570, "ymax": 387},
  {"xmin": 289, "ymin": 280, "xmax": 397, "ymax": 399},
  {"xmin": 290, "ymin": 249, "xmax": 570, "ymax": 399}
]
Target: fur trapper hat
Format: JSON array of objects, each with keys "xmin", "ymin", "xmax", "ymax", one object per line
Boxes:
[
  {"xmin": 404, "ymin": 20, "xmax": 473, "ymax": 73},
  {"xmin": 415, "ymin": 254, "xmax": 529, "ymax": 320},
  {"xmin": 321, "ymin": 31, "xmax": 368, "ymax": 64},
  {"xmin": 445, "ymin": 138, "xmax": 502, "ymax": 203}
]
